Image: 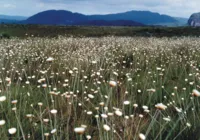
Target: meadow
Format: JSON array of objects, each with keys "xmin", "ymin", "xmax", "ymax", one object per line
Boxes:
[
  {"xmin": 2, "ymin": 24, "xmax": 200, "ymax": 38},
  {"xmin": 0, "ymin": 36, "xmax": 200, "ymax": 140}
]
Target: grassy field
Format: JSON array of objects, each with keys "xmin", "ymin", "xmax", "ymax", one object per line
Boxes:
[
  {"xmin": 0, "ymin": 36, "xmax": 200, "ymax": 139},
  {"xmin": 1, "ymin": 24, "xmax": 200, "ymax": 38}
]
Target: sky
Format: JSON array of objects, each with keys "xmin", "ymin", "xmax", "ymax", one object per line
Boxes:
[{"xmin": 0, "ymin": 0, "xmax": 199, "ymax": 18}]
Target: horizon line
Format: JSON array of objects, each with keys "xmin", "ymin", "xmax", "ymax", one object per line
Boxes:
[{"xmin": 0, "ymin": 9, "xmax": 190, "ymax": 18}]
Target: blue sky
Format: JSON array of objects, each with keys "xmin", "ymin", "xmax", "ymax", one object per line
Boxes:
[{"xmin": 0, "ymin": 0, "xmax": 199, "ymax": 18}]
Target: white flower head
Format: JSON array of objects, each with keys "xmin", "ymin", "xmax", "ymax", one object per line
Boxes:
[
  {"xmin": 103, "ymin": 124, "xmax": 111, "ymax": 131},
  {"xmin": 88, "ymin": 94, "xmax": 94, "ymax": 99},
  {"xmin": 139, "ymin": 133, "xmax": 146, "ymax": 140},
  {"xmin": 86, "ymin": 135, "xmax": 91, "ymax": 139},
  {"xmin": 51, "ymin": 129, "xmax": 57, "ymax": 134},
  {"xmin": 101, "ymin": 114, "xmax": 108, "ymax": 118},
  {"xmin": 109, "ymin": 81, "xmax": 117, "ymax": 87},
  {"xmin": 46, "ymin": 57, "xmax": 54, "ymax": 62},
  {"xmin": 0, "ymin": 96, "xmax": 6, "ymax": 102},
  {"xmin": 192, "ymin": 89, "xmax": 200, "ymax": 97},
  {"xmin": 8, "ymin": 128, "xmax": 17, "ymax": 135},
  {"xmin": 115, "ymin": 110, "xmax": 123, "ymax": 116},
  {"xmin": 50, "ymin": 109, "xmax": 57, "ymax": 114},
  {"xmin": 74, "ymin": 127, "xmax": 85, "ymax": 134},
  {"xmin": 124, "ymin": 101, "xmax": 130, "ymax": 105},
  {"xmin": 163, "ymin": 117, "xmax": 171, "ymax": 122},
  {"xmin": 155, "ymin": 103, "xmax": 167, "ymax": 110},
  {"xmin": 0, "ymin": 120, "xmax": 5, "ymax": 126}
]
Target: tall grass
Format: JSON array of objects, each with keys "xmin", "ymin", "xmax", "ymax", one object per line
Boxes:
[{"xmin": 0, "ymin": 36, "xmax": 199, "ymax": 139}]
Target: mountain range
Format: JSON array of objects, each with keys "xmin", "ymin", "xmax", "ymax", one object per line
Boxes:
[
  {"xmin": 0, "ymin": 15, "xmax": 27, "ymax": 23},
  {"xmin": 0, "ymin": 10, "xmax": 188, "ymax": 26}
]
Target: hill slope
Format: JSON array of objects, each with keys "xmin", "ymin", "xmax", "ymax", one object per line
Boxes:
[
  {"xmin": 0, "ymin": 15, "xmax": 27, "ymax": 24},
  {"xmin": 89, "ymin": 11, "xmax": 177, "ymax": 25},
  {"xmin": 74, "ymin": 20, "xmax": 144, "ymax": 26},
  {"xmin": 24, "ymin": 10, "xmax": 87, "ymax": 25},
  {"xmin": 0, "ymin": 15, "xmax": 27, "ymax": 20},
  {"xmin": 22, "ymin": 10, "xmax": 180, "ymax": 26}
]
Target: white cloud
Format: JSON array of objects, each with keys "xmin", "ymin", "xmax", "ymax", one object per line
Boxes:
[
  {"xmin": 2, "ymin": 4, "xmax": 16, "ymax": 8},
  {"xmin": 34, "ymin": 0, "xmax": 200, "ymax": 17},
  {"xmin": 0, "ymin": 0, "xmax": 200, "ymax": 17}
]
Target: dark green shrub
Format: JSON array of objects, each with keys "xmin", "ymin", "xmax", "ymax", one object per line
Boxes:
[{"xmin": 1, "ymin": 33, "xmax": 10, "ymax": 39}]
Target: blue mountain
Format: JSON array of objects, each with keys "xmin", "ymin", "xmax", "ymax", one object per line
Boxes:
[
  {"xmin": 1, "ymin": 10, "xmax": 186, "ymax": 26},
  {"xmin": 22, "ymin": 10, "xmax": 180, "ymax": 26},
  {"xmin": 0, "ymin": 15, "xmax": 27, "ymax": 20},
  {"xmin": 74, "ymin": 20, "xmax": 144, "ymax": 26},
  {"xmin": 0, "ymin": 15, "xmax": 27, "ymax": 23},
  {"xmin": 89, "ymin": 10, "xmax": 177, "ymax": 25},
  {"xmin": 23, "ymin": 10, "xmax": 87, "ymax": 25}
]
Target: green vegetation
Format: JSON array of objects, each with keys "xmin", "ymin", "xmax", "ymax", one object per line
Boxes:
[
  {"xmin": 0, "ymin": 24, "xmax": 200, "ymax": 38},
  {"xmin": 0, "ymin": 36, "xmax": 200, "ymax": 139}
]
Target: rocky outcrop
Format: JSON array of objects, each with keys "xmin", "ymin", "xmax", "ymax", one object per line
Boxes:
[{"xmin": 188, "ymin": 13, "xmax": 200, "ymax": 27}]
